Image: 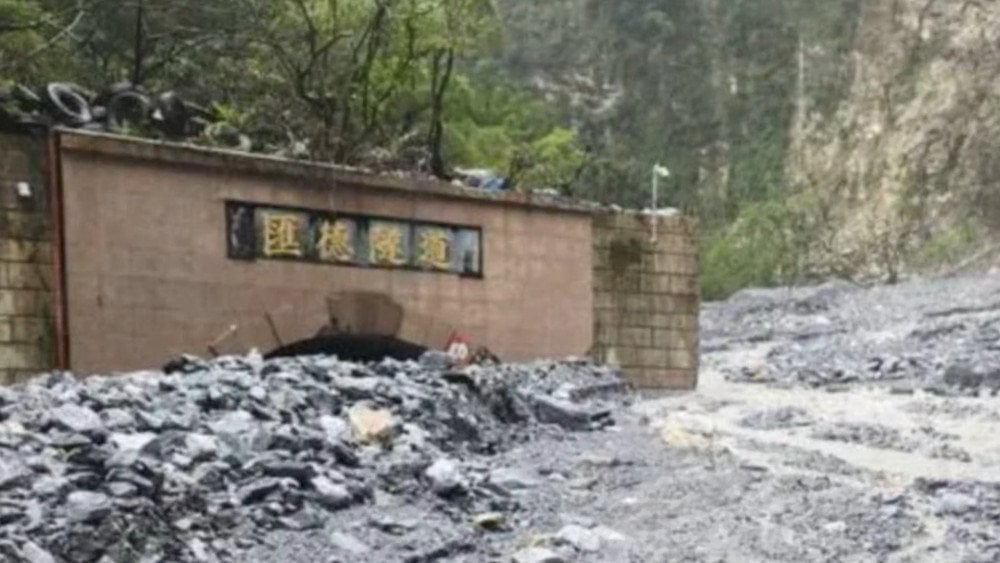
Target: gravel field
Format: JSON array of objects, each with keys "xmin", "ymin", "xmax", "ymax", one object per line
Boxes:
[{"xmin": 7, "ymin": 273, "xmax": 1000, "ymax": 562}]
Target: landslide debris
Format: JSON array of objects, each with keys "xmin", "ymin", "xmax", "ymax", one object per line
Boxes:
[{"xmin": 0, "ymin": 353, "xmax": 626, "ymax": 562}]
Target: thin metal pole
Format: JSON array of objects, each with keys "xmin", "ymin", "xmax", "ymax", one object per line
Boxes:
[
  {"xmin": 651, "ymin": 167, "xmax": 659, "ymax": 244},
  {"xmin": 131, "ymin": 0, "xmax": 144, "ymax": 86},
  {"xmin": 652, "ymin": 169, "xmax": 658, "ymax": 212}
]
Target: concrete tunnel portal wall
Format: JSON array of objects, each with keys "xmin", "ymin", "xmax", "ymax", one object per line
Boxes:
[{"xmin": 0, "ymin": 129, "xmax": 699, "ymax": 390}]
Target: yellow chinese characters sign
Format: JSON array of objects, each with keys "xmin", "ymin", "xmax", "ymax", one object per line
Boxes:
[
  {"xmin": 368, "ymin": 222, "xmax": 409, "ymax": 266},
  {"xmin": 261, "ymin": 211, "xmax": 304, "ymax": 258},
  {"xmin": 226, "ymin": 201, "xmax": 481, "ymax": 276},
  {"xmin": 317, "ymin": 219, "xmax": 355, "ymax": 262},
  {"xmin": 416, "ymin": 227, "xmax": 452, "ymax": 270}
]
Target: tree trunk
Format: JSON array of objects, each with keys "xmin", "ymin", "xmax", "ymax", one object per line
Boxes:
[
  {"xmin": 427, "ymin": 48, "xmax": 454, "ymax": 178},
  {"xmin": 131, "ymin": 0, "xmax": 145, "ymax": 86}
]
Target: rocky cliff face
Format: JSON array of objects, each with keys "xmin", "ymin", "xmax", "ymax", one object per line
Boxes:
[
  {"xmin": 789, "ymin": 0, "xmax": 1000, "ymax": 277},
  {"xmin": 496, "ymin": 0, "xmax": 1000, "ymax": 280}
]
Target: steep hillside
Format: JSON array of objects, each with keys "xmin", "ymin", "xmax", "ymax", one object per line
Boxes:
[
  {"xmin": 494, "ymin": 0, "xmax": 1000, "ymax": 291},
  {"xmin": 788, "ymin": 0, "xmax": 1000, "ymax": 279}
]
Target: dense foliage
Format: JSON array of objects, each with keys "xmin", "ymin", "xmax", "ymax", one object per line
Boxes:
[
  {"xmin": 0, "ymin": 0, "xmax": 586, "ymax": 187},
  {"xmin": 12, "ymin": 1, "xmax": 936, "ymax": 299}
]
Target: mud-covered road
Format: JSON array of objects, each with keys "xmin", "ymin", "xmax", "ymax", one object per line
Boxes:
[
  {"xmin": 248, "ymin": 274, "xmax": 1000, "ymax": 562},
  {"xmin": 6, "ymin": 275, "xmax": 1000, "ymax": 563}
]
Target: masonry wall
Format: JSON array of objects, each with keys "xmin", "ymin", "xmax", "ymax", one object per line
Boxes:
[
  {"xmin": 57, "ymin": 133, "xmax": 595, "ymax": 374},
  {"xmin": 592, "ymin": 211, "xmax": 699, "ymax": 389},
  {"xmin": 0, "ymin": 132, "xmax": 56, "ymax": 384}
]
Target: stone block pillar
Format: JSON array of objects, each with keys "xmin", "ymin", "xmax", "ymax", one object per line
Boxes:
[
  {"xmin": 0, "ymin": 132, "xmax": 56, "ymax": 384},
  {"xmin": 592, "ymin": 210, "xmax": 699, "ymax": 389}
]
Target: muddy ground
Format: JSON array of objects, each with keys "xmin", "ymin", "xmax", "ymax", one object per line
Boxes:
[
  {"xmin": 248, "ymin": 273, "xmax": 1000, "ymax": 562},
  {"xmin": 8, "ymin": 274, "xmax": 998, "ymax": 562}
]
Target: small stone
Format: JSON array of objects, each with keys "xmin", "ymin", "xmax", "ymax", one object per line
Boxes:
[
  {"xmin": 591, "ymin": 526, "xmax": 628, "ymax": 544},
  {"xmin": 0, "ymin": 458, "xmax": 31, "ymax": 490},
  {"xmin": 210, "ymin": 410, "xmax": 257, "ymax": 437},
  {"xmin": 329, "ymin": 532, "xmax": 370, "ymax": 554},
  {"xmin": 174, "ymin": 517, "xmax": 194, "ymax": 531},
  {"xmin": 511, "ymin": 547, "xmax": 565, "ymax": 563},
  {"xmin": 473, "ymin": 512, "xmax": 507, "ymax": 531},
  {"xmin": 110, "ymin": 432, "xmax": 160, "ymax": 456},
  {"xmin": 185, "ymin": 434, "xmax": 220, "ymax": 460},
  {"xmin": 425, "ymin": 458, "xmax": 468, "ymax": 498},
  {"xmin": 311, "ymin": 476, "xmax": 353, "ymax": 510},
  {"xmin": 20, "ymin": 500, "xmax": 43, "ymax": 530},
  {"xmin": 108, "ymin": 482, "xmax": 140, "ymax": 497},
  {"xmin": 249, "ymin": 386, "xmax": 267, "ymax": 402},
  {"xmin": 188, "ymin": 538, "xmax": 211, "ymax": 562},
  {"xmin": 206, "ymin": 385, "xmax": 227, "ymax": 405},
  {"xmin": 264, "ymin": 429, "xmax": 306, "ymax": 454},
  {"xmin": 101, "ymin": 408, "xmax": 135, "ymax": 428},
  {"xmin": 65, "ymin": 490, "xmax": 112, "ymax": 523},
  {"xmin": 328, "ymin": 441, "xmax": 360, "ymax": 467},
  {"xmin": 0, "ymin": 504, "xmax": 25, "ymax": 525},
  {"xmin": 335, "ymin": 377, "xmax": 382, "ymax": 401},
  {"xmin": 568, "ymin": 477, "xmax": 596, "ymax": 490},
  {"xmin": 237, "ymin": 477, "xmax": 284, "ymax": 505},
  {"xmin": 490, "ymin": 468, "xmax": 539, "ymax": 491},
  {"xmin": 822, "ymin": 521, "xmax": 848, "ymax": 534},
  {"xmin": 347, "ymin": 406, "xmax": 396, "ymax": 444},
  {"xmin": 532, "ymin": 396, "xmax": 608, "ymax": 431},
  {"xmin": 263, "ymin": 461, "xmax": 317, "ymax": 485},
  {"xmin": 20, "ymin": 541, "xmax": 57, "ymax": 563},
  {"xmin": 278, "ymin": 507, "xmax": 324, "ymax": 531},
  {"xmin": 31, "ymin": 476, "xmax": 68, "ymax": 497},
  {"xmin": 51, "ymin": 404, "xmax": 104, "ymax": 434},
  {"xmin": 210, "ymin": 411, "xmax": 257, "ymax": 458},
  {"xmin": 137, "ymin": 411, "xmax": 165, "ymax": 430},
  {"xmin": 368, "ymin": 515, "xmax": 417, "ymax": 535},
  {"xmin": 556, "ymin": 524, "xmax": 600, "ymax": 552},
  {"xmin": 172, "ymin": 453, "xmax": 194, "ymax": 468},
  {"xmin": 318, "ymin": 416, "xmax": 349, "ymax": 441},
  {"xmin": 938, "ymin": 491, "xmax": 979, "ymax": 515},
  {"xmin": 210, "ymin": 539, "xmax": 229, "ymax": 554},
  {"xmin": 48, "ymin": 432, "xmax": 91, "ymax": 449},
  {"xmin": 419, "ymin": 350, "xmax": 453, "ymax": 370}
]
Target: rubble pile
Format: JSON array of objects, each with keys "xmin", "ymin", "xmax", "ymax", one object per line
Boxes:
[
  {"xmin": 0, "ymin": 353, "xmax": 627, "ymax": 563},
  {"xmin": 705, "ymin": 276, "xmax": 1000, "ymax": 392},
  {"xmin": 912, "ymin": 479, "xmax": 1000, "ymax": 559},
  {"xmin": 738, "ymin": 406, "xmax": 815, "ymax": 430}
]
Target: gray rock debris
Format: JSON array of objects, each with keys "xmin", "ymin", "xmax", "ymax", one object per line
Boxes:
[
  {"xmin": 185, "ymin": 433, "xmax": 220, "ymax": 460},
  {"xmin": 425, "ymin": 458, "xmax": 468, "ymax": 497},
  {"xmin": 0, "ymin": 458, "xmax": 31, "ymax": 491},
  {"xmin": 556, "ymin": 524, "xmax": 601, "ymax": 552},
  {"xmin": 328, "ymin": 531, "xmax": 371, "ymax": 554},
  {"xmin": 489, "ymin": 468, "xmax": 539, "ymax": 492},
  {"xmin": 20, "ymin": 541, "xmax": 57, "ymax": 563},
  {"xmin": 310, "ymin": 476, "xmax": 353, "ymax": 510},
  {"xmin": 50, "ymin": 404, "xmax": 104, "ymax": 434},
  {"xmin": 0, "ymin": 354, "xmax": 625, "ymax": 563},
  {"xmin": 740, "ymin": 406, "xmax": 815, "ymax": 430},
  {"xmin": 64, "ymin": 491, "xmax": 112, "ymax": 523},
  {"xmin": 937, "ymin": 491, "xmax": 979, "ymax": 515},
  {"xmin": 511, "ymin": 546, "xmax": 567, "ymax": 563},
  {"xmin": 530, "ymin": 395, "xmax": 612, "ymax": 431}
]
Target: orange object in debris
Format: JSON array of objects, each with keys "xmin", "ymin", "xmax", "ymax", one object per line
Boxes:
[{"xmin": 446, "ymin": 332, "xmax": 471, "ymax": 365}]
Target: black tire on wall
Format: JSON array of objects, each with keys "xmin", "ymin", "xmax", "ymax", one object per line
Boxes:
[
  {"xmin": 45, "ymin": 83, "xmax": 93, "ymax": 125},
  {"xmin": 107, "ymin": 91, "xmax": 151, "ymax": 131}
]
